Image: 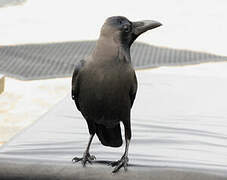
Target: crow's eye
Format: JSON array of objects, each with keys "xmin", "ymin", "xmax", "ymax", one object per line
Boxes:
[{"xmin": 123, "ymin": 25, "xmax": 130, "ymax": 32}]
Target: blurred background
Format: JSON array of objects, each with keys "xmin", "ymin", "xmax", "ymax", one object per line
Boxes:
[{"xmin": 0, "ymin": 0, "xmax": 227, "ymax": 55}]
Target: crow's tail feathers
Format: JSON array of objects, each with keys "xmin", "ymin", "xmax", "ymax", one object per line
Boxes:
[{"xmin": 95, "ymin": 123, "xmax": 122, "ymax": 147}]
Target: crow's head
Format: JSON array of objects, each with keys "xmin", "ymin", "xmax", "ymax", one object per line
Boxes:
[{"xmin": 101, "ymin": 16, "xmax": 162, "ymax": 47}]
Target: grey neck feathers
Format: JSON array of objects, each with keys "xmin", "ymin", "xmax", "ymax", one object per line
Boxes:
[
  {"xmin": 118, "ymin": 45, "xmax": 131, "ymax": 63},
  {"xmin": 93, "ymin": 36, "xmax": 131, "ymax": 64}
]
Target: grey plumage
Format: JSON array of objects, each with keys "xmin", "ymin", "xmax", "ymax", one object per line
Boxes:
[{"xmin": 71, "ymin": 16, "xmax": 162, "ymax": 173}]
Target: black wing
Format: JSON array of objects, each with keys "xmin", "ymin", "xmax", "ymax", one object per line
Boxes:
[
  {"xmin": 71, "ymin": 59, "xmax": 86, "ymax": 111},
  {"xmin": 129, "ymin": 71, "xmax": 138, "ymax": 107}
]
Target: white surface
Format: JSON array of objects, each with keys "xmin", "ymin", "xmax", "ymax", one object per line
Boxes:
[
  {"xmin": 1, "ymin": 70, "xmax": 227, "ymax": 176},
  {"xmin": 150, "ymin": 62, "xmax": 227, "ymax": 78}
]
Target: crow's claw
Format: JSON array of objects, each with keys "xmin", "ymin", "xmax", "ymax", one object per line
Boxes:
[
  {"xmin": 110, "ymin": 156, "xmax": 129, "ymax": 173},
  {"xmin": 72, "ymin": 153, "xmax": 96, "ymax": 167}
]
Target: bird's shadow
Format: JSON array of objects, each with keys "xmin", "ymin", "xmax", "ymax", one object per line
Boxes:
[{"xmin": 92, "ymin": 160, "xmax": 154, "ymax": 168}]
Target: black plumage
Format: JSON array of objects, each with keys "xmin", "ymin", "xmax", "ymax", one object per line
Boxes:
[{"xmin": 71, "ymin": 16, "xmax": 161, "ymax": 173}]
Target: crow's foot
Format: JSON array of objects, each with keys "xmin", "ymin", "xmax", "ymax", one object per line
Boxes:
[
  {"xmin": 72, "ymin": 153, "xmax": 96, "ymax": 167},
  {"xmin": 109, "ymin": 155, "xmax": 129, "ymax": 173}
]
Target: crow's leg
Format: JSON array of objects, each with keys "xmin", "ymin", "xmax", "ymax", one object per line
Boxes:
[
  {"xmin": 111, "ymin": 139, "xmax": 130, "ymax": 173},
  {"xmin": 110, "ymin": 121, "xmax": 131, "ymax": 173},
  {"xmin": 72, "ymin": 134, "xmax": 96, "ymax": 166}
]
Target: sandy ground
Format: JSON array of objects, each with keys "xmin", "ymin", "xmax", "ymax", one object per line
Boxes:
[
  {"xmin": 1, "ymin": 0, "xmax": 227, "ymax": 146},
  {"xmin": 0, "ymin": 77, "xmax": 71, "ymax": 145}
]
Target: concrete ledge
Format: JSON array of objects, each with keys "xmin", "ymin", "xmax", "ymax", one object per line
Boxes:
[
  {"xmin": 0, "ymin": 75, "xmax": 5, "ymax": 94},
  {"xmin": 0, "ymin": 160, "xmax": 226, "ymax": 180}
]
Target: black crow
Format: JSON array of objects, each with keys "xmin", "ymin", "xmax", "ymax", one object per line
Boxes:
[{"xmin": 71, "ymin": 16, "xmax": 162, "ymax": 173}]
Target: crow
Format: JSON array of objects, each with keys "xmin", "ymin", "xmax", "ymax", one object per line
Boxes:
[{"xmin": 71, "ymin": 16, "xmax": 161, "ymax": 173}]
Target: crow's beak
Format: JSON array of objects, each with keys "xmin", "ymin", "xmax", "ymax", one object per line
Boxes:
[{"xmin": 133, "ymin": 20, "xmax": 162, "ymax": 37}]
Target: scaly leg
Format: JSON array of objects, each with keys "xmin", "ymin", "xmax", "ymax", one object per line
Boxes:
[
  {"xmin": 110, "ymin": 139, "xmax": 130, "ymax": 173},
  {"xmin": 72, "ymin": 134, "xmax": 96, "ymax": 166},
  {"xmin": 110, "ymin": 120, "xmax": 131, "ymax": 173}
]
